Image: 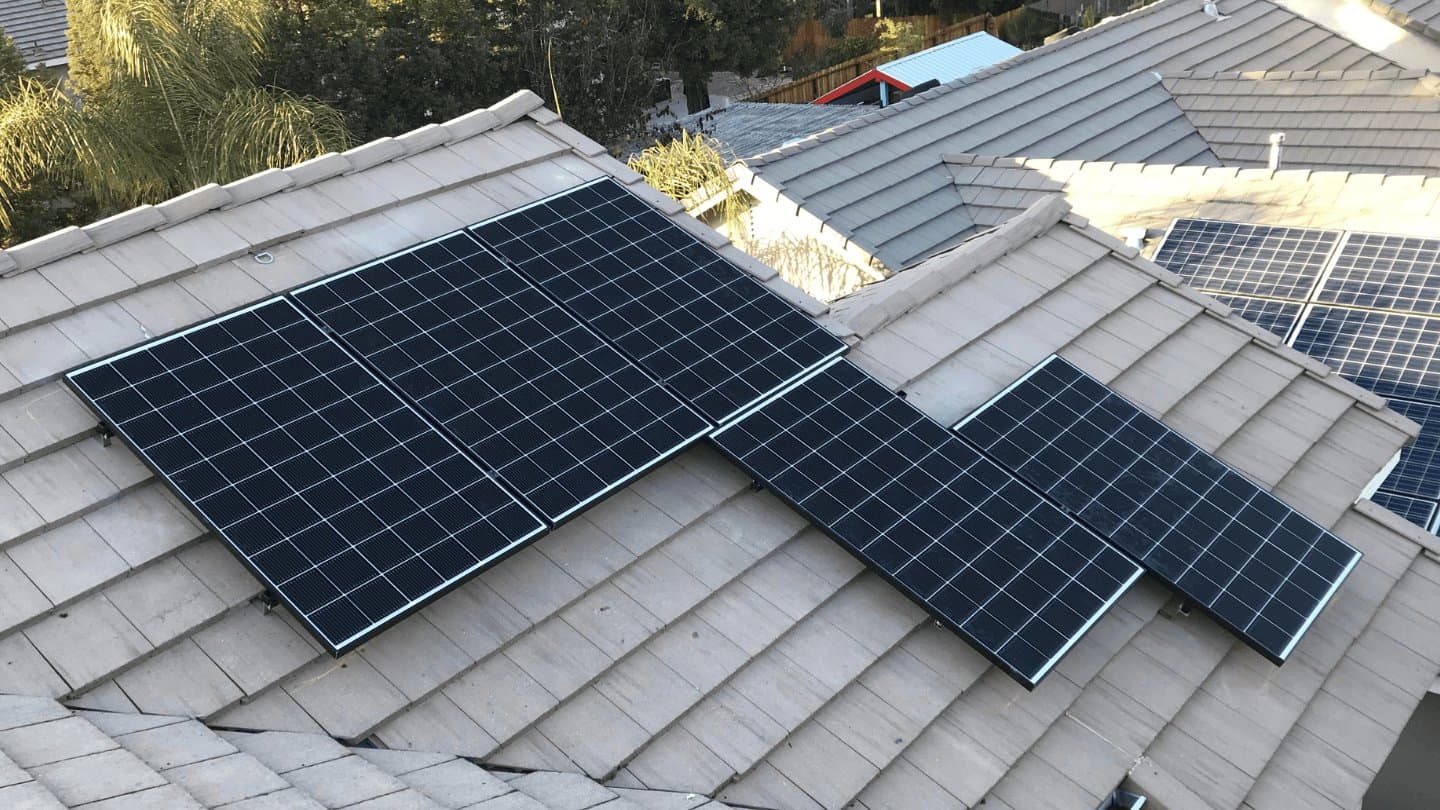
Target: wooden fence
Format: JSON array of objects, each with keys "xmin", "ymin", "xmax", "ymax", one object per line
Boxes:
[{"xmin": 748, "ymin": 9, "xmax": 1026, "ymax": 106}]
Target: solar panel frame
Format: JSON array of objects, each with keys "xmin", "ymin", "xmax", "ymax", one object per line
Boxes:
[
  {"xmin": 291, "ymin": 231, "xmax": 711, "ymax": 524},
  {"xmin": 470, "ymin": 177, "xmax": 848, "ymax": 426},
  {"xmin": 710, "ymin": 358, "xmax": 1143, "ymax": 689},
  {"xmin": 954, "ymin": 355, "xmax": 1363, "ymax": 664},
  {"xmin": 64, "ymin": 297, "xmax": 548, "ymax": 655},
  {"xmin": 1154, "ymin": 218, "xmax": 1342, "ymax": 301},
  {"xmin": 1313, "ymin": 232, "xmax": 1440, "ymax": 314}
]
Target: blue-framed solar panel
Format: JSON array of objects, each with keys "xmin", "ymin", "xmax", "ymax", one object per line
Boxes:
[
  {"xmin": 292, "ymin": 232, "xmax": 709, "ymax": 524},
  {"xmin": 1154, "ymin": 218, "xmax": 1341, "ymax": 300},
  {"xmin": 1314, "ymin": 233, "xmax": 1440, "ymax": 314},
  {"xmin": 1290, "ymin": 306, "xmax": 1440, "ymax": 404},
  {"xmin": 709, "ymin": 358, "xmax": 1142, "ymax": 688},
  {"xmin": 954, "ymin": 355, "xmax": 1362, "ymax": 663},
  {"xmin": 1209, "ymin": 295, "xmax": 1304, "ymax": 340},
  {"xmin": 1373, "ymin": 398, "xmax": 1440, "ymax": 500},
  {"xmin": 64, "ymin": 298, "xmax": 546, "ymax": 654},
  {"xmin": 470, "ymin": 178, "xmax": 846, "ymax": 425},
  {"xmin": 1369, "ymin": 491, "xmax": 1439, "ymax": 533}
]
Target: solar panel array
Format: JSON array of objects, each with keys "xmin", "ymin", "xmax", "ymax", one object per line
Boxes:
[
  {"xmin": 954, "ymin": 356, "xmax": 1361, "ymax": 663},
  {"xmin": 1155, "ymin": 222, "xmax": 1440, "ymax": 531},
  {"xmin": 292, "ymin": 233, "xmax": 709, "ymax": 523},
  {"xmin": 1154, "ymin": 219, "xmax": 1340, "ymax": 341},
  {"xmin": 711, "ymin": 359, "xmax": 1143, "ymax": 687},
  {"xmin": 471, "ymin": 178, "xmax": 847, "ymax": 425},
  {"xmin": 66, "ymin": 299, "xmax": 546, "ymax": 654}
]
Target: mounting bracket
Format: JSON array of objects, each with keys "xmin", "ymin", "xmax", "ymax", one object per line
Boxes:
[
  {"xmin": 96, "ymin": 422, "xmax": 114, "ymax": 448},
  {"xmin": 259, "ymin": 592, "xmax": 280, "ymax": 613}
]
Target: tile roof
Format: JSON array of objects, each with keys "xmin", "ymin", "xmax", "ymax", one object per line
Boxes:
[
  {"xmin": 736, "ymin": 0, "xmax": 1403, "ymax": 272},
  {"xmin": 1364, "ymin": 0, "xmax": 1440, "ymax": 37},
  {"xmin": 0, "ymin": 0, "xmax": 67, "ymax": 68},
  {"xmin": 875, "ymin": 32, "xmax": 1023, "ymax": 87},
  {"xmin": 0, "ymin": 85, "xmax": 1435, "ymax": 810},
  {"xmin": 673, "ymin": 102, "xmax": 865, "ymax": 161},
  {"xmin": 941, "ymin": 153, "xmax": 1440, "ymax": 244},
  {"xmin": 0, "ymin": 693, "xmax": 722, "ymax": 809},
  {"xmin": 1162, "ymin": 68, "xmax": 1440, "ymax": 175}
]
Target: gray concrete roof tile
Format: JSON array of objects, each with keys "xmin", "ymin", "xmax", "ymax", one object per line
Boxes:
[{"xmin": 8, "ymin": 519, "xmax": 128, "ymax": 605}]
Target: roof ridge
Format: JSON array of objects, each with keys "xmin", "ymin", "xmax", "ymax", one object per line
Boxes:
[
  {"xmin": 0, "ymin": 89, "xmax": 550, "ymax": 277},
  {"xmin": 1162, "ymin": 67, "xmax": 1437, "ymax": 82},
  {"xmin": 838, "ymin": 196, "xmax": 1071, "ymax": 337},
  {"xmin": 943, "ymin": 152, "xmax": 1440, "ymax": 185},
  {"xmin": 744, "ymin": 0, "xmax": 1191, "ymax": 168}
]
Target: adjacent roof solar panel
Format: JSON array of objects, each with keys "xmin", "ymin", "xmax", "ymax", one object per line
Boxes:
[
  {"xmin": 1369, "ymin": 491, "xmax": 1439, "ymax": 533},
  {"xmin": 1374, "ymin": 398, "xmax": 1440, "ymax": 500},
  {"xmin": 292, "ymin": 233, "xmax": 709, "ymax": 523},
  {"xmin": 471, "ymin": 178, "xmax": 846, "ymax": 424},
  {"xmin": 65, "ymin": 298, "xmax": 546, "ymax": 654},
  {"xmin": 1154, "ymin": 218, "xmax": 1340, "ymax": 300},
  {"xmin": 1314, "ymin": 233, "xmax": 1440, "ymax": 314},
  {"xmin": 710, "ymin": 358, "xmax": 1142, "ymax": 688},
  {"xmin": 1290, "ymin": 306, "xmax": 1440, "ymax": 404},
  {"xmin": 1208, "ymin": 295, "xmax": 1303, "ymax": 340},
  {"xmin": 954, "ymin": 356, "xmax": 1362, "ymax": 663}
]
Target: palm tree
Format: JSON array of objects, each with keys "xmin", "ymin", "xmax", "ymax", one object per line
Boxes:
[{"xmin": 0, "ymin": 0, "xmax": 351, "ymax": 239}]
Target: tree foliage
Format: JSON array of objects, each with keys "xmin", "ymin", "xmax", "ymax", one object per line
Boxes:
[
  {"xmin": 0, "ymin": 0, "xmax": 349, "ymax": 243},
  {"xmin": 659, "ymin": 0, "xmax": 800, "ymax": 112}
]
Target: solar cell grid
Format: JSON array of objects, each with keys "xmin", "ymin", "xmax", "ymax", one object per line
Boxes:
[
  {"xmin": 1373, "ymin": 398, "xmax": 1440, "ymax": 500},
  {"xmin": 1314, "ymin": 233, "xmax": 1440, "ymax": 314},
  {"xmin": 1208, "ymin": 295, "xmax": 1303, "ymax": 340},
  {"xmin": 1369, "ymin": 491, "xmax": 1439, "ymax": 533},
  {"xmin": 1154, "ymin": 218, "xmax": 1341, "ymax": 300},
  {"xmin": 293, "ymin": 232, "xmax": 709, "ymax": 523},
  {"xmin": 955, "ymin": 356, "xmax": 1361, "ymax": 663},
  {"xmin": 66, "ymin": 298, "xmax": 546, "ymax": 654},
  {"xmin": 710, "ymin": 358, "xmax": 1141, "ymax": 688},
  {"xmin": 1289, "ymin": 305, "xmax": 1440, "ymax": 404},
  {"xmin": 471, "ymin": 178, "xmax": 846, "ymax": 425}
]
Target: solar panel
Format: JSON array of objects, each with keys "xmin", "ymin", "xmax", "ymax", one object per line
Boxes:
[
  {"xmin": 955, "ymin": 356, "xmax": 1362, "ymax": 663},
  {"xmin": 709, "ymin": 358, "xmax": 1142, "ymax": 688},
  {"xmin": 65, "ymin": 298, "xmax": 546, "ymax": 654},
  {"xmin": 1314, "ymin": 233, "xmax": 1440, "ymax": 314},
  {"xmin": 1154, "ymin": 218, "xmax": 1340, "ymax": 300},
  {"xmin": 1373, "ymin": 398, "xmax": 1440, "ymax": 500},
  {"xmin": 1369, "ymin": 491, "xmax": 1439, "ymax": 533},
  {"xmin": 1209, "ymin": 295, "xmax": 1304, "ymax": 340},
  {"xmin": 471, "ymin": 178, "xmax": 846, "ymax": 425},
  {"xmin": 292, "ymin": 233, "xmax": 710, "ymax": 523},
  {"xmin": 1289, "ymin": 305, "xmax": 1440, "ymax": 404}
]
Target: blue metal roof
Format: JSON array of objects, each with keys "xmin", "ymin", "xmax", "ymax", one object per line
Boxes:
[{"xmin": 877, "ymin": 32, "xmax": 1021, "ymax": 87}]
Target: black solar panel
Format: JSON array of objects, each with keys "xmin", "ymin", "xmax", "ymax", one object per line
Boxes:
[
  {"xmin": 1375, "ymin": 399, "xmax": 1440, "ymax": 500},
  {"xmin": 710, "ymin": 359, "xmax": 1142, "ymax": 688},
  {"xmin": 1314, "ymin": 233, "xmax": 1440, "ymax": 314},
  {"xmin": 955, "ymin": 355, "xmax": 1361, "ymax": 663},
  {"xmin": 1208, "ymin": 295, "xmax": 1304, "ymax": 340},
  {"xmin": 1369, "ymin": 491, "xmax": 1438, "ymax": 533},
  {"xmin": 1154, "ymin": 218, "xmax": 1340, "ymax": 300},
  {"xmin": 1290, "ymin": 306, "xmax": 1440, "ymax": 404},
  {"xmin": 292, "ymin": 233, "xmax": 709, "ymax": 523},
  {"xmin": 65, "ymin": 298, "xmax": 546, "ymax": 654},
  {"xmin": 470, "ymin": 178, "xmax": 846, "ymax": 425}
]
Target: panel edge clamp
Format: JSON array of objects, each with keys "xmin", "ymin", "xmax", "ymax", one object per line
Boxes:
[
  {"xmin": 96, "ymin": 422, "xmax": 114, "ymax": 448},
  {"xmin": 259, "ymin": 591, "xmax": 280, "ymax": 613}
]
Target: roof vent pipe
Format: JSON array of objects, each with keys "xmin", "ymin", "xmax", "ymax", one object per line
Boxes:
[{"xmin": 1268, "ymin": 132, "xmax": 1286, "ymax": 171}]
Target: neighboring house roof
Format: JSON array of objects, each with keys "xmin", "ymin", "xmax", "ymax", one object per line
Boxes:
[
  {"xmin": 1162, "ymin": 68, "xmax": 1440, "ymax": 175},
  {"xmin": 737, "ymin": 0, "xmax": 1405, "ymax": 272},
  {"xmin": 813, "ymin": 32, "xmax": 1022, "ymax": 105},
  {"xmin": 0, "ymin": 0, "xmax": 68, "ymax": 69},
  {"xmin": 1365, "ymin": 0, "xmax": 1440, "ymax": 38},
  {"xmin": 941, "ymin": 153, "xmax": 1440, "ymax": 242},
  {"xmin": 0, "ymin": 86, "xmax": 1433, "ymax": 809},
  {"xmin": 674, "ymin": 102, "xmax": 866, "ymax": 161},
  {"xmin": 0, "ymin": 693, "xmax": 721, "ymax": 809},
  {"xmin": 877, "ymin": 32, "xmax": 1024, "ymax": 86}
]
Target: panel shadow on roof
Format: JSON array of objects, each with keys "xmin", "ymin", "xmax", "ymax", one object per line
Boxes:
[
  {"xmin": 955, "ymin": 355, "xmax": 1361, "ymax": 664},
  {"xmin": 711, "ymin": 358, "xmax": 1142, "ymax": 688},
  {"xmin": 292, "ymin": 231, "xmax": 710, "ymax": 524},
  {"xmin": 65, "ymin": 298, "xmax": 547, "ymax": 654}
]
